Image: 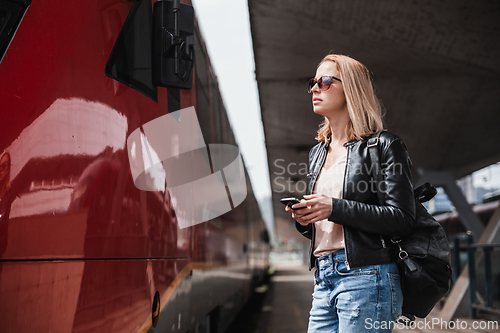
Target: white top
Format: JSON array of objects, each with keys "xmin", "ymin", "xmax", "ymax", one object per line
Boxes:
[{"xmin": 313, "ymin": 152, "xmax": 346, "ymax": 257}]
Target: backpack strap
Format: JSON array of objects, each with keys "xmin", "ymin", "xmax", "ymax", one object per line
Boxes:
[
  {"xmin": 367, "ymin": 131, "xmax": 397, "ymax": 247},
  {"xmin": 367, "ymin": 131, "xmax": 409, "ymax": 247},
  {"xmin": 367, "ymin": 131, "xmax": 385, "ymax": 206}
]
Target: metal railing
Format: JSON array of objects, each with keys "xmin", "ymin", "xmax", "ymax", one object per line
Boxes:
[
  {"xmin": 451, "ymin": 233, "xmax": 469, "ymax": 283},
  {"xmin": 465, "ymin": 231, "xmax": 500, "ymax": 318}
]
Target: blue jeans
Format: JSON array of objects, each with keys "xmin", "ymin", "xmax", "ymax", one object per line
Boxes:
[{"xmin": 308, "ymin": 250, "xmax": 403, "ymax": 332}]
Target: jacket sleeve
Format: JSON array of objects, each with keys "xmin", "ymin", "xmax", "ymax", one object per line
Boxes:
[
  {"xmin": 328, "ymin": 138, "xmax": 416, "ymax": 236},
  {"xmin": 295, "ymin": 221, "xmax": 313, "ymax": 239}
]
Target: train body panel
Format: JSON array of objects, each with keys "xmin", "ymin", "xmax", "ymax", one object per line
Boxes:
[{"xmin": 0, "ymin": 1, "xmax": 270, "ymax": 332}]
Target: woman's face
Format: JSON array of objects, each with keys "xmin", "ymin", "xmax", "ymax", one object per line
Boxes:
[{"xmin": 311, "ymin": 61, "xmax": 347, "ymax": 117}]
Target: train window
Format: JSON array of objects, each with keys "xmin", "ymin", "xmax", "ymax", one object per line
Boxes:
[
  {"xmin": 105, "ymin": 0, "xmax": 158, "ymax": 102},
  {"xmin": 0, "ymin": 0, "xmax": 31, "ymax": 64}
]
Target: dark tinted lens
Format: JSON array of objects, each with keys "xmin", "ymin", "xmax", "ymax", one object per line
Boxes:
[
  {"xmin": 318, "ymin": 76, "xmax": 332, "ymax": 90},
  {"xmin": 307, "ymin": 78, "xmax": 316, "ymax": 93}
]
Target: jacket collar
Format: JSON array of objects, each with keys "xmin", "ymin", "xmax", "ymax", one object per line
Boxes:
[
  {"xmin": 342, "ymin": 131, "xmax": 382, "ymax": 147},
  {"xmin": 325, "ymin": 133, "xmax": 356, "ymax": 148},
  {"xmin": 324, "ymin": 131, "xmax": 382, "ymax": 149}
]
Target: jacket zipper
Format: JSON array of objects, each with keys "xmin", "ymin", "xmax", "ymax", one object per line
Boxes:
[
  {"xmin": 342, "ymin": 144, "xmax": 351, "ymax": 270},
  {"xmin": 342, "ymin": 228, "xmax": 350, "ymax": 270},
  {"xmin": 306, "ymin": 150, "xmax": 318, "ymax": 270},
  {"xmin": 380, "ymin": 235, "xmax": 386, "ymax": 248}
]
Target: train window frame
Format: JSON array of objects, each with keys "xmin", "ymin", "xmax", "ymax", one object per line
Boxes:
[
  {"xmin": 0, "ymin": 0, "xmax": 32, "ymax": 65},
  {"xmin": 105, "ymin": 0, "xmax": 158, "ymax": 102}
]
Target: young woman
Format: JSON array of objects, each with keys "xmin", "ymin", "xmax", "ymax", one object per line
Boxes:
[{"xmin": 285, "ymin": 54, "xmax": 416, "ymax": 332}]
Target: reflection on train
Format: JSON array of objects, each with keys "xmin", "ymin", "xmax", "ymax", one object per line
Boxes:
[{"xmin": 0, "ymin": 1, "xmax": 270, "ymax": 332}]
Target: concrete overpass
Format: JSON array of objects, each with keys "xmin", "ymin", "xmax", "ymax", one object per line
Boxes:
[{"xmin": 248, "ymin": 0, "xmax": 500, "ymax": 243}]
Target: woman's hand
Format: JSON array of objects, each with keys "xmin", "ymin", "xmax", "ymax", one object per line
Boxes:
[{"xmin": 284, "ymin": 194, "xmax": 333, "ymax": 226}]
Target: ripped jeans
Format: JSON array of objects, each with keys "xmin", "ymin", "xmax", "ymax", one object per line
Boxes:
[{"xmin": 308, "ymin": 249, "xmax": 403, "ymax": 333}]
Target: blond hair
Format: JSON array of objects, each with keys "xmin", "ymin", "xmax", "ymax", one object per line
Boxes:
[{"xmin": 315, "ymin": 54, "xmax": 385, "ymax": 142}]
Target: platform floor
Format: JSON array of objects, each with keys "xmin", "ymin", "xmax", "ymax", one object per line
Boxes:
[
  {"xmin": 255, "ymin": 262, "xmax": 314, "ymax": 333},
  {"xmin": 251, "ymin": 262, "xmax": 499, "ymax": 333}
]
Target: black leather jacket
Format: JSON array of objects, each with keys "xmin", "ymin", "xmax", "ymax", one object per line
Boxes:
[{"xmin": 296, "ymin": 131, "xmax": 416, "ymax": 270}]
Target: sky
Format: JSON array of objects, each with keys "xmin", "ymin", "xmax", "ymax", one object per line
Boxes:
[{"xmin": 191, "ymin": 0, "xmax": 275, "ymax": 235}]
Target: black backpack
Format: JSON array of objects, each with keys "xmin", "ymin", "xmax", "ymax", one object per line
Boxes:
[{"xmin": 367, "ymin": 132, "xmax": 452, "ymax": 322}]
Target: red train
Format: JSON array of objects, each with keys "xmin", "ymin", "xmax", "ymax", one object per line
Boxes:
[{"xmin": 0, "ymin": 1, "xmax": 270, "ymax": 332}]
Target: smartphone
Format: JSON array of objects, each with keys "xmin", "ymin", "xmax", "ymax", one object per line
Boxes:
[{"xmin": 280, "ymin": 197, "xmax": 302, "ymax": 209}]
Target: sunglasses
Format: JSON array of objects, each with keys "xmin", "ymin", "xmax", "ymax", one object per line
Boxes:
[{"xmin": 307, "ymin": 75, "xmax": 342, "ymax": 93}]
